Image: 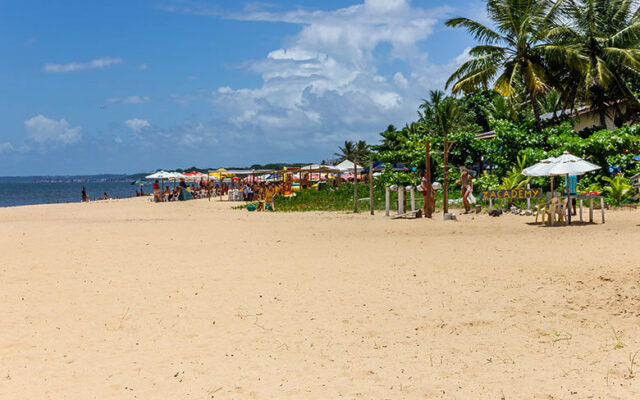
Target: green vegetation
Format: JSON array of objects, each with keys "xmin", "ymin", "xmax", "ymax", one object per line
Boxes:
[
  {"xmin": 271, "ymin": 0, "xmax": 640, "ymax": 212},
  {"xmin": 603, "ymin": 176, "xmax": 632, "ymax": 205}
]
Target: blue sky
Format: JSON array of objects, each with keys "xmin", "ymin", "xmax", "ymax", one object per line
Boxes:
[{"xmin": 0, "ymin": 0, "xmax": 484, "ymax": 175}]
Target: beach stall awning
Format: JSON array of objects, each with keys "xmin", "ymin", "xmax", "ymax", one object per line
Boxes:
[
  {"xmin": 299, "ymin": 164, "xmax": 341, "ymax": 173},
  {"xmin": 334, "ymin": 160, "xmax": 363, "ymax": 172}
]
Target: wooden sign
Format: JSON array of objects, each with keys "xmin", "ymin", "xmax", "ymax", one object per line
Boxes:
[{"xmin": 481, "ymin": 188, "xmax": 542, "ymax": 200}]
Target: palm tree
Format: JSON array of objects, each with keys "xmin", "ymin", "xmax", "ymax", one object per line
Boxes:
[
  {"xmin": 445, "ymin": 0, "xmax": 566, "ymax": 129},
  {"xmin": 418, "ymin": 90, "xmax": 470, "ymax": 136},
  {"xmin": 334, "ymin": 140, "xmax": 370, "ymax": 163},
  {"xmin": 545, "ymin": 0, "xmax": 640, "ymax": 126},
  {"xmin": 334, "ymin": 140, "xmax": 357, "ymax": 163}
]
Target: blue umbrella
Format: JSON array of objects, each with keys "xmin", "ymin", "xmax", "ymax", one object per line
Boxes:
[{"xmin": 634, "ymin": 155, "xmax": 640, "ymax": 161}]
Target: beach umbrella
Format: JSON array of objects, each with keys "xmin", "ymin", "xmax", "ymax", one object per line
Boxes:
[
  {"xmin": 548, "ymin": 152, "xmax": 600, "ymax": 225},
  {"xmin": 634, "ymin": 155, "xmax": 640, "ymax": 161},
  {"xmin": 145, "ymin": 171, "xmax": 171, "ymax": 179},
  {"xmin": 146, "ymin": 171, "xmax": 173, "ymax": 191},
  {"xmin": 131, "ymin": 179, "xmax": 150, "ymax": 185},
  {"xmin": 523, "ymin": 152, "xmax": 600, "ymax": 225},
  {"xmin": 522, "ymin": 157, "xmax": 558, "ymax": 177},
  {"xmin": 546, "ymin": 152, "xmax": 601, "ymax": 177}
]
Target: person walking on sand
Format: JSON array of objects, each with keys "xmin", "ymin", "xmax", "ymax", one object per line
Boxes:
[
  {"xmin": 457, "ymin": 169, "xmax": 473, "ymax": 214},
  {"xmin": 81, "ymin": 187, "xmax": 88, "ymax": 202}
]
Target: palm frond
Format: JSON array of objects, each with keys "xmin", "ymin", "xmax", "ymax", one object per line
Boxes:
[{"xmin": 445, "ymin": 17, "xmax": 509, "ymax": 45}]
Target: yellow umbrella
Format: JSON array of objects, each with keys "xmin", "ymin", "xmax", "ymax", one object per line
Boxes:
[{"xmin": 209, "ymin": 168, "xmax": 233, "ymax": 179}]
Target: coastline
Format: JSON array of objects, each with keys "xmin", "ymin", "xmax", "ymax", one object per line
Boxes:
[{"xmin": 1, "ymin": 198, "xmax": 639, "ymax": 398}]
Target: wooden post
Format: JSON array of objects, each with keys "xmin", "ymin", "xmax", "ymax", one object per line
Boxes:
[
  {"xmin": 590, "ymin": 198, "xmax": 593, "ymax": 223},
  {"xmin": 424, "ymin": 139, "xmax": 433, "ymax": 218},
  {"xmin": 489, "ymin": 197, "xmax": 493, "ymax": 213},
  {"xmin": 579, "ymin": 199, "xmax": 583, "ymax": 222},
  {"xmin": 398, "ymin": 186, "xmax": 405, "ymax": 215},
  {"xmin": 410, "ymin": 186, "xmax": 415, "ymax": 212},
  {"xmin": 369, "ymin": 160, "xmax": 374, "ymax": 215},
  {"xmin": 385, "ymin": 186, "xmax": 390, "ymax": 216},
  {"xmin": 442, "ymin": 139, "xmax": 455, "ymax": 215},
  {"xmin": 353, "ymin": 160, "xmax": 358, "ymax": 213},
  {"xmin": 566, "ymin": 175, "xmax": 572, "ymax": 226},
  {"xmin": 601, "ymin": 197, "xmax": 605, "ymax": 223}
]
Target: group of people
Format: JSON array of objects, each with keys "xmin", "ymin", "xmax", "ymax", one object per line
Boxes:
[
  {"xmin": 81, "ymin": 187, "xmax": 115, "ymax": 202},
  {"xmin": 240, "ymin": 181, "xmax": 279, "ymax": 211},
  {"xmin": 150, "ymin": 177, "xmax": 257, "ymax": 203},
  {"xmin": 419, "ymin": 168, "xmax": 475, "ymax": 216}
]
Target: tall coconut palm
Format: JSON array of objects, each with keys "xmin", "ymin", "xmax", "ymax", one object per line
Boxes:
[
  {"xmin": 445, "ymin": 0, "xmax": 566, "ymax": 129},
  {"xmin": 545, "ymin": 0, "xmax": 640, "ymax": 126},
  {"xmin": 334, "ymin": 140, "xmax": 370, "ymax": 163},
  {"xmin": 334, "ymin": 140, "xmax": 356, "ymax": 163},
  {"xmin": 418, "ymin": 90, "xmax": 470, "ymax": 136}
]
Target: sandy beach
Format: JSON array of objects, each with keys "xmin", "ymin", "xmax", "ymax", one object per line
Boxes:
[{"xmin": 1, "ymin": 198, "xmax": 640, "ymax": 399}]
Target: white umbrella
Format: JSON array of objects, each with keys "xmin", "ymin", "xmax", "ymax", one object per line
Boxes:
[
  {"xmin": 145, "ymin": 170, "xmax": 172, "ymax": 179},
  {"xmin": 522, "ymin": 157, "xmax": 558, "ymax": 177},
  {"xmin": 523, "ymin": 152, "xmax": 601, "ymax": 225},
  {"xmin": 546, "ymin": 152, "xmax": 601, "ymax": 176}
]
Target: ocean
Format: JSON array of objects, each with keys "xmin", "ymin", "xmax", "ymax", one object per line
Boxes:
[{"xmin": 0, "ymin": 176, "xmax": 143, "ymax": 208}]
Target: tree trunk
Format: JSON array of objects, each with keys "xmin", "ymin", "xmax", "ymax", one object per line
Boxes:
[
  {"xmin": 531, "ymin": 92, "xmax": 542, "ymax": 131},
  {"xmin": 353, "ymin": 161, "xmax": 358, "ymax": 213},
  {"xmin": 369, "ymin": 159, "xmax": 374, "ymax": 215}
]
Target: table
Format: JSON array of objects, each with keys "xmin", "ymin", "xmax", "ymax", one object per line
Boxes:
[
  {"xmin": 228, "ymin": 189, "xmax": 243, "ymax": 202},
  {"xmin": 574, "ymin": 195, "xmax": 605, "ymax": 224}
]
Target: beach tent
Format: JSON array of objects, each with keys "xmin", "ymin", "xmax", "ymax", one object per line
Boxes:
[
  {"xmin": 522, "ymin": 152, "xmax": 600, "ymax": 224},
  {"xmin": 334, "ymin": 160, "xmax": 363, "ymax": 172},
  {"xmin": 178, "ymin": 188, "xmax": 193, "ymax": 201}
]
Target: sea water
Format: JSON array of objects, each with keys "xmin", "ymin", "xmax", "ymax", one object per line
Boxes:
[{"xmin": 0, "ymin": 176, "xmax": 141, "ymax": 208}]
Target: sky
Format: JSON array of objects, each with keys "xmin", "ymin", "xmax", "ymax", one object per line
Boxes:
[{"xmin": 0, "ymin": 0, "xmax": 485, "ymax": 176}]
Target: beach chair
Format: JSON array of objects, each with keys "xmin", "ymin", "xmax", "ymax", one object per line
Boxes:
[
  {"xmin": 536, "ymin": 198, "xmax": 566, "ymax": 225},
  {"xmin": 543, "ymin": 197, "xmax": 567, "ymax": 225},
  {"xmin": 535, "ymin": 199, "xmax": 552, "ymax": 224}
]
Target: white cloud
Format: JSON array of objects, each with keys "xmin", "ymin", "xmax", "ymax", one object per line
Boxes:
[
  {"xmin": 0, "ymin": 142, "xmax": 14, "ymax": 153},
  {"xmin": 24, "ymin": 115, "xmax": 81, "ymax": 144},
  {"xmin": 106, "ymin": 96, "xmax": 151, "ymax": 104},
  {"xmin": 114, "ymin": 136, "xmax": 123, "ymax": 144},
  {"xmin": 43, "ymin": 57, "xmax": 122, "ymax": 73},
  {"xmin": 160, "ymin": 0, "xmax": 468, "ymax": 159},
  {"xmin": 137, "ymin": 63, "xmax": 148, "ymax": 70},
  {"xmin": 393, "ymin": 72, "xmax": 409, "ymax": 89},
  {"xmin": 125, "ymin": 118, "xmax": 151, "ymax": 132}
]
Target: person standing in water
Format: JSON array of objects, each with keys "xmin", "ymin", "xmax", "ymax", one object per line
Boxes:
[{"xmin": 81, "ymin": 187, "xmax": 88, "ymax": 202}]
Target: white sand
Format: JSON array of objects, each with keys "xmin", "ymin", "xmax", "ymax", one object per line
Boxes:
[{"xmin": 1, "ymin": 197, "xmax": 639, "ymax": 399}]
